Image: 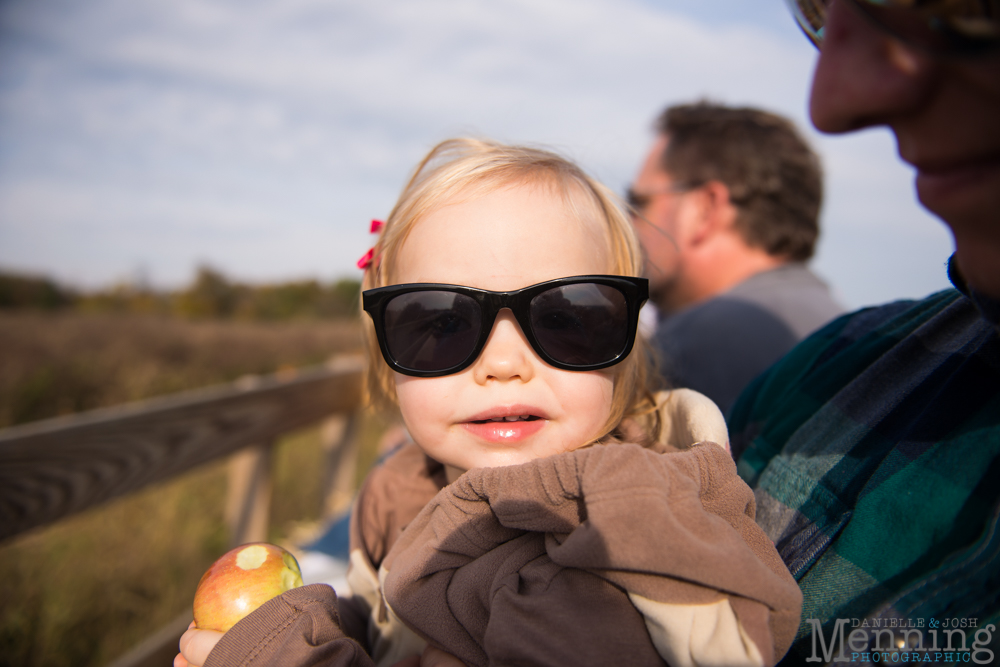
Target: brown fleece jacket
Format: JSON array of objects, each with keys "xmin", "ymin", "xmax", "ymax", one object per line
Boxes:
[
  {"xmin": 204, "ymin": 442, "xmax": 800, "ymax": 667},
  {"xmin": 380, "ymin": 442, "xmax": 801, "ymax": 667},
  {"xmin": 203, "ymin": 390, "xmax": 801, "ymax": 667},
  {"xmin": 204, "ymin": 585, "xmax": 370, "ymax": 667}
]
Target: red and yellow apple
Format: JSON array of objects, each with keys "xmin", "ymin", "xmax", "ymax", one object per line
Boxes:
[{"xmin": 193, "ymin": 542, "xmax": 303, "ymax": 632}]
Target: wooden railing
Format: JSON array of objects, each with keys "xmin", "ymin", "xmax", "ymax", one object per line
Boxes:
[{"xmin": 0, "ymin": 354, "xmax": 366, "ymax": 667}]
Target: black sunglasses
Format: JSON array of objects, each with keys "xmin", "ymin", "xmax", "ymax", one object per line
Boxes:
[
  {"xmin": 788, "ymin": 0, "xmax": 999, "ymax": 56},
  {"xmin": 363, "ymin": 275, "xmax": 648, "ymax": 377}
]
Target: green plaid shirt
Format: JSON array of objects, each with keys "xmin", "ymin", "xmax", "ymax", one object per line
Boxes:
[{"xmin": 731, "ymin": 262, "xmax": 1000, "ymax": 666}]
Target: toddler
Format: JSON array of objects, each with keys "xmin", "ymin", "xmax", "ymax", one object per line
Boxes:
[{"xmin": 178, "ymin": 138, "xmax": 801, "ymax": 667}]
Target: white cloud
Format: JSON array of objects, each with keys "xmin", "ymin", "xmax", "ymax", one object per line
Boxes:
[{"xmin": 0, "ymin": 0, "xmax": 953, "ymax": 306}]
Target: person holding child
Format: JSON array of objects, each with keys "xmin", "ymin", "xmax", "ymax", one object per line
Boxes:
[
  {"xmin": 176, "ymin": 138, "xmax": 801, "ymax": 667},
  {"xmin": 730, "ymin": 0, "xmax": 1000, "ymax": 663}
]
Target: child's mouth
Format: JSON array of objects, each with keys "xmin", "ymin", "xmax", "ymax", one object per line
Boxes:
[
  {"xmin": 463, "ymin": 413, "xmax": 546, "ymax": 442},
  {"xmin": 471, "ymin": 415, "xmax": 540, "ymax": 424}
]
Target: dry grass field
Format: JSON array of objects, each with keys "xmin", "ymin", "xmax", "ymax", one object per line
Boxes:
[
  {"xmin": 0, "ymin": 311, "xmax": 362, "ymax": 428},
  {"xmin": 0, "ymin": 311, "xmax": 388, "ymax": 667}
]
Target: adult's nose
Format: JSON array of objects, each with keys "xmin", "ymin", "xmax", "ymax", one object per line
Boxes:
[{"xmin": 809, "ymin": 0, "xmax": 937, "ymax": 134}]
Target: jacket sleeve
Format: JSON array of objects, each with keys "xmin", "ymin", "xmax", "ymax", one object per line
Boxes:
[
  {"xmin": 203, "ymin": 584, "xmax": 376, "ymax": 667},
  {"xmin": 382, "ymin": 443, "xmax": 802, "ymax": 667}
]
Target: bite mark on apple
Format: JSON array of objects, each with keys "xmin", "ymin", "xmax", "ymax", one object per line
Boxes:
[{"xmin": 236, "ymin": 544, "xmax": 268, "ymax": 570}]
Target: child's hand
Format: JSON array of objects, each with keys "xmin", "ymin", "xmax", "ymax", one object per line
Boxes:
[{"xmin": 174, "ymin": 622, "xmax": 224, "ymax": 667}]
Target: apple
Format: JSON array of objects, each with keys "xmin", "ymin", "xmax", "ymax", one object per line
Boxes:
[{"xmin": 193, "ymin": 542, "xmax": 304, "ymax": 632}]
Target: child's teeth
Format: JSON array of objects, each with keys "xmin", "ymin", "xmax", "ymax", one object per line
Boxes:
[{"xmin": 504, "ymin": 416, "xmax": 518, "ymax": 422}]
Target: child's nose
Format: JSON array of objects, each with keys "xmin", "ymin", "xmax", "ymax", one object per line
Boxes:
[{"xmin": 472, "ymin": 309, "xmax": 536, "ymax": 384}]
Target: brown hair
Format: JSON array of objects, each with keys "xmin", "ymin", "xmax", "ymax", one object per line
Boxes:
[
  {"xmin": 657, "ymin": 101, "xmax": 823, "ymax": 261},
  {"xmin": 362, "ymin": 137, "xmax": 660, "ymax": 444}
]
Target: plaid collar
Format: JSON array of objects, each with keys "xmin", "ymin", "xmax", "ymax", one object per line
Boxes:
[{"xmin": 948, "ymin": 253, "xmax": 1000, "ymax": 331}]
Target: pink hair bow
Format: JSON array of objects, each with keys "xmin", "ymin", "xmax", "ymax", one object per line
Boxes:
[{"xmin": 357, "ymin": 219, "xmax": 385, "ymax": 270}]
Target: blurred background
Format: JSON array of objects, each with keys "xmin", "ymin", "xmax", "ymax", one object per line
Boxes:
[
  {"xmin": 0, "ymin": 0, "xmax": 956, "ymax": 665},
  {"xmin": 0, "ymin": 0, "xmax": 953, "ymax": 308}
]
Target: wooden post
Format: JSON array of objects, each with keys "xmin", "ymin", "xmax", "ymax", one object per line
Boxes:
[
  {"xmin": 0, "ymin": 357, "xmax": 368, "ymax": 667},
  {"xmin": 0, "ymin": 356, "xmax": 364, "ymax": 544},
  {"xmin": 319, "ymin": 412, "xmax": 360, "ymax": 519},
  {"xmin": 224, "ymin": 442, "xmax": 274, "ymax": 547},
  {"xmin": 104, "ymin": 611, "xmax": 192, "ymax": 667}
]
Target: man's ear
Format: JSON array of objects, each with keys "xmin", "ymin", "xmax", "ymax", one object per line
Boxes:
[{"xmin": 687, "ymin": 180, "xmax": 736, "ymax": 245}]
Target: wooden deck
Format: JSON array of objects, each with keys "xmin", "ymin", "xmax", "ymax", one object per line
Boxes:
[{"xmin": 0, "ymin": 354, "xmax": 366, "ymax": 667}]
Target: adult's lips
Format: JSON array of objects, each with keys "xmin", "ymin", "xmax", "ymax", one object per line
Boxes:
[{"xmin": 913, "ymin": 153, "xmax": 1000, "ymax": 209}]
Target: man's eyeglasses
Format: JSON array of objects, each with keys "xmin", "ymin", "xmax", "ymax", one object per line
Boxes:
[
  {"xmin": 787, "ymin": 0, "xmax": 1000, "ymax": 56},
  {"xmin": 363, "ymin": 275, "xmax": 648, "ymax": 377},
  {"xmin": 625, "ymin": 184, "xmax": 696, "ymax": 213}
]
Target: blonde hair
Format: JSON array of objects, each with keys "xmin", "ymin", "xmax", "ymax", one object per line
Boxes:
[{"xmin": 362, "ymin": 138, "xmax": 660, "ymax": 444}]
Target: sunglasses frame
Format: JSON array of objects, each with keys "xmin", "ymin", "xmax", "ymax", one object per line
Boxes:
[
  {"xmin": 624, "ymin": 183, "xmax": 698, "ymax": 213},
  {"xmin": 363, "ymin": 274, "xmax": 649, "ymax": 377},
  {"xmin": 787, "ymin": 0, "xmax": 1000, "ymax": 56}
]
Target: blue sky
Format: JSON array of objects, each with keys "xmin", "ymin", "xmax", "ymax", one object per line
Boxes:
[{"xmin": 0, "ymin": 0, "xmax": 953, "ymax": 309}]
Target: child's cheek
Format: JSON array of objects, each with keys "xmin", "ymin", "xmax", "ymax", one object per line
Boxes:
[
  {"xmin": 550, "ymin": 368, "xmax": 615, "ymax": 444},
  {"xmin": 394, "ymin": 373, "xmax": 457, "ymax": 444}
]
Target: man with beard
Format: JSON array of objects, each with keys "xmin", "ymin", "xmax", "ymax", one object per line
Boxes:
[{"xmin": 630, "ymin": 102, "xmax": 844, "ymax": 414}]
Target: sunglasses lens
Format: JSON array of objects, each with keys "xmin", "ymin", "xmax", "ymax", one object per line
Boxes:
[
  {"xmin": 787, "ymin": 0, "xmax": 827, "ymax": 46},
  {"xmin": 530, "ymin": 284, "xmax": 629, "ymax": 366},
  {"xmin": 384, "ymin": 291, "xmax": 481, "ymax": 372},
  {"xmin": 860, "ymin": 0, "xmax": 1000, "ymax": 54},
  {"xmin": 625, "ymin": 189, "xmax": 647, "ymax": 211}
]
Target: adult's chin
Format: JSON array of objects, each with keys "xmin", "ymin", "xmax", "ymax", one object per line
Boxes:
[
  {"xmin": 915, "ymin": 159, "xmax": 1000, "ymax": 239},
  {"xmin": 951, "ymin": 242, "xmax": 1000, "ymax": 302}
]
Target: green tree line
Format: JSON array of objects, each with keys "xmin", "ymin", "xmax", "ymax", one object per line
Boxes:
[{"xmin": 0, "ymin": 266, "xmax": 361, "ymax": 320}]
